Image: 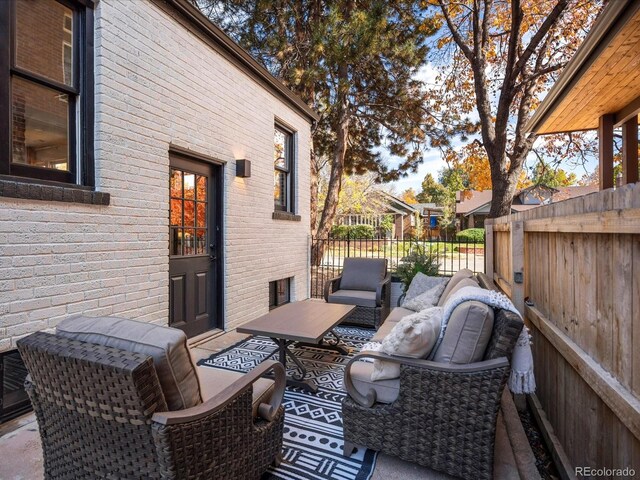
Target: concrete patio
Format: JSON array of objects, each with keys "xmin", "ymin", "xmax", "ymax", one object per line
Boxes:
[{"xmin": 0, "ymin": 329, "xmax": 539, "ymax": 480}]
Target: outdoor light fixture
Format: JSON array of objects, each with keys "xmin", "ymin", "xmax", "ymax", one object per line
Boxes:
[{"xmin": 236, "ymin": 159, "xmax": 251, "ymax": 178}]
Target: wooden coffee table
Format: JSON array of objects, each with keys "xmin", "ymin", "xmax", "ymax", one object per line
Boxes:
[{"xmin": 236, "ymin": 300, "xmax": 356, "ymax": 393}]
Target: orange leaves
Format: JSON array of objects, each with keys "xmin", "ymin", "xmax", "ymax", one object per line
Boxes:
[
  {"xmin": 446, "ymin": 142, "xmax": 493, "ymax": 191},
  {"xmin": 401, "ymin": 188, "xmax": 419, "ymax": 204}
]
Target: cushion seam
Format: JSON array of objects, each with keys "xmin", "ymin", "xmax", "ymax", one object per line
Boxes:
[
  {"xmin": 448, "ymin": 306, "xmax": 471, "ymax": 361},
  {"xmin": 469, "ymin": 311, "xmax": 490, "ymax": 361}
]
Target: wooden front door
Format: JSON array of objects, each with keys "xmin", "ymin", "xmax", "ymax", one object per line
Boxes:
[{"xmin": 169, "ymin": 155, "xmax": 221, "ymax": 338}]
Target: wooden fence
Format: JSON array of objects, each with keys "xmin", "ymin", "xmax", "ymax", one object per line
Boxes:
[{"xmin": 486, "ymin": 182, "xmax": 640, "ymax": 478}]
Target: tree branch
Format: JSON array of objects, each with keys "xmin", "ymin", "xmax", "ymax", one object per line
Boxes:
[
  {"xmin": 437, "ymin": 1, "xmax": 474, "ymax": 61},
  {"xmin": 512, "ymin": 0, "xmax": 569, "ymax": 77}
]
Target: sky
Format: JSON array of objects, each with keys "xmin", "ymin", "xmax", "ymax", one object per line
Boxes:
[{"xmin": 383, "ymin": 62, "xmax": 600, "ymax": 195}]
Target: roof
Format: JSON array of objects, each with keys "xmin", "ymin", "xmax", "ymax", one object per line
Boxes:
[
  {"xmin": 551, "ymin": 184, "xmax": 599, "ymax": 201},
  {"xmin": 527, "ymin": 0, "xmax": 640, "ymax": 134},
  {"xmin": 456, "ymin": 185, "xmax": 599, "ymax": 216},
  {"xmin": 455, "ymin": 190, "xmax": 493, "ymax": 215},
  {"xmin": 379, "ymin": 191, "xmax": 419, "ymax": 214},
  {"xmin": 152, "ymin": 0, "xmax": 319, "ymax": 123},
  {"xmin": 413, "ymin": 202, "xmax": 444, "ymax": 215}
]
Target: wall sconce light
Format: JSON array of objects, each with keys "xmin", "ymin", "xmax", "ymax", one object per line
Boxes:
[{"xmin": 236, "ymin": 159, "xmax": 251, "ymax": 178}]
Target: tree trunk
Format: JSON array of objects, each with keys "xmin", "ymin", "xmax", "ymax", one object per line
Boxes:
[
  {"xmin": 311, "ymin": 64, "xmax": 350, "ymax": 265},
  {"xmin": 489, "ymin": 168, "xmax": 519, "ymax": 218},
  {"xmin": 310, "ymin": 142, "xmax": 319, "ymax": 234}
]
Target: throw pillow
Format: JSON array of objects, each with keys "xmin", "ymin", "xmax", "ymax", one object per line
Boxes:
[
  {"xmin": 371, "ymin": 307, "xmax": 443, "ymax": 381},
  {"xmin": 403, "ymin": 272, "xmax": 449, "ymax": 304},
  {"xmin": 403, "ymin": 282, "xmax": 447, "ymax": 312}
]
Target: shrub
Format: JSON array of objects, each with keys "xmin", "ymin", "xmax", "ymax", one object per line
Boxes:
[
  {"xmin": 396, "ymin": 243, "xmax": 441, "ymax": 292},
  {"xmin": 330, "ymin": 224, "xmax": 375, "ymax": 239},
  {"xmin": 456, "ymin": 228, "xmax": 485, "ymax": 243}
]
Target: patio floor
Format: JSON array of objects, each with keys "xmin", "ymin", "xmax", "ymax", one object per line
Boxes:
[{"xmin": 0, "ymin": 329, "xmax": 538, "ymax": 480}]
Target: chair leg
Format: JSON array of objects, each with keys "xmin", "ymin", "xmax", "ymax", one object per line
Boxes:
[
  {"xmin": 273, "ymin": 452, "xmax": 283, "ymax": 467},
  {"xmin": 343, "ymin": 441, "xmax": 356, "ymax": 457}
]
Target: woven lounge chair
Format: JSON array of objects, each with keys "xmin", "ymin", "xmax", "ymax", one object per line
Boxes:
[
  {"xmin": 324, "ymin": 257, "xmax": 391, "ymax": 328},
  {"xmin": 17, "ymin": 318, "xmax": 286, "ymax": 480},
  {"xmin": 341, "ymin": 301, "xmax": 523, "ymax": 479}
]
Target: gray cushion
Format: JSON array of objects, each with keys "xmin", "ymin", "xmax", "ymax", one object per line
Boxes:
[
  {"xmin": 197, "ymin": 366, "xmax": 274, "ymax": 418},
  {"xmin": 57, "ymin": 316, "xmax": 202, "ymax": 411},
  {"xmin": 372, "ymin": 307, "xmax": 413, "ymax": 342},
  {"xmin": 384, "ymin": 306, "xmax": 414, "ymax": 324},
  {"xmin": 437, "ymin": 270, "xmax": 477, "ymax": 306},
  {"xmin": 328, "ymin": 289, "xmax": 377, "ymax": 308},
  {"xmin": 443, "ymin": 277, "xmax": 480, "ymax": 302},
  {"xmin": 432, "ymin": 301, "xmax": 494, "ymax": 363},
  {"xmin": 339, "ymin": 258, "xmax": 387, "ymax": 291},
  {"xmin": 348, "ymin": 360, "xmax": 400, "ymax": 404}
]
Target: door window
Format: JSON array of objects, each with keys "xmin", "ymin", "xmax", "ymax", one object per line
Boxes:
[{"xmin": 170, "ymin": 168, "xmax": 208, "ymax": 256}]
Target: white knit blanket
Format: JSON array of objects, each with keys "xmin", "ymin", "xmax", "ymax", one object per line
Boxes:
[{"xmin": 433, "ymin": 286, "xmax": 536, "ymax": 394}]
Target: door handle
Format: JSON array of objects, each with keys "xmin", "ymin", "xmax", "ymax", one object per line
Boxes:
[{"xmin": 209, "ymin": 244, "xmax": 217, "ymax": 261}]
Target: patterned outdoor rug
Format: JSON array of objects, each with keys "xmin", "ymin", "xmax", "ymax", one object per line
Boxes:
[{"xmin": 198, "ymin": 326, "xmax": 378, "ymax": 480}]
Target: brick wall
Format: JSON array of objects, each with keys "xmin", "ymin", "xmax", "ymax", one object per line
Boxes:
[{"xmin": 0, "ymin": 0, "xmax": 311, "ymax": 351}]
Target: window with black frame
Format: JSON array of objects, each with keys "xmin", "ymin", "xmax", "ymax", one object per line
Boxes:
[
  {"xmin": 273, "ymin": 125, "xmax": 294, "ymax": 212},
  {"xmin": 269, "ymin": 278, "xmax": 291, "ymax": 310},
  {"xmin": 1, "ymin": 0, "xmax": 94, "ymax": 185}
]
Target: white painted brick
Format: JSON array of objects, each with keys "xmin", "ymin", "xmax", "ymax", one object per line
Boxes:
[{"xmin": 0, "ymin": 0, "xmax": 311, "ymax": 347}]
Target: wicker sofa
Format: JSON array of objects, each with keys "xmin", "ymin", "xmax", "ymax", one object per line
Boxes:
[
  {"xmin": 17, "ymin": 316, "xmax": 286, "ymax": 480},
  {"xmin": 341, "ymin": 271, "xmax": 524, "ymax": 479},
  {"xmin": 324, "ymin": 257, "xmax": 391, "ymax": 328}
]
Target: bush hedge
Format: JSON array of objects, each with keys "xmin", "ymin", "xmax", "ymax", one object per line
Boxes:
[
  {"xmin": 330, "ymin": 224, "xmax": 375, "ymax": 239},
  {"xmin": 456, "ymin": 228, "xmax": 485, "ymax": 243}
]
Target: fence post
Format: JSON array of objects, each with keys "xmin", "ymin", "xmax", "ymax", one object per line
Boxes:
[
  {"xmin": 510, "ymin": 220, "xmax": 525, "ymax": 315},
  {"xmin": 485, "ymin": 223, "xmax": 494, "ymax": 279},
  {"xmin": 347, "ymin": 230, "xmax": 351, "ymax": 258},
  {"xmin": 510, "ymin": 220, "xmax": 527, "ymax": 412}
]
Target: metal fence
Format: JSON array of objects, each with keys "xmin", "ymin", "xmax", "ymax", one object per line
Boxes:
[{"xmin": 310, "ymin": 235, "xmax": 486, "ymax": 299}]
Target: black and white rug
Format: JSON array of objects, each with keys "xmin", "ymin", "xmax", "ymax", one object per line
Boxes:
[{"xmin": 198, "ymin": 326, "xmax": 378, "ymax": 480}]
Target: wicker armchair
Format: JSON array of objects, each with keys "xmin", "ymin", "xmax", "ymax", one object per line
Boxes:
[
  {"xmin": 342, "ymin": 308, "xmax": 524, "ymax": 480},
  {"xmin": 17, "ymin": 331, "xmax": 285, "ymax": 480},
  {"xmin": 324, "ymin": 257, "xmax": 391, "ymax": 328}
]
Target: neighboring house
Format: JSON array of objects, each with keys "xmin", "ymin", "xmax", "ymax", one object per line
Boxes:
[
  {"xmin": 0, "ymin": 0, "xmax": 318, "ymax": 359},
  {"xmin": 455, "ymin": 184, "xmax": 599, "ymax": 229},
  {"xmin": 336, "ymin": 191, "xmax": 420, "ymax": 240}
]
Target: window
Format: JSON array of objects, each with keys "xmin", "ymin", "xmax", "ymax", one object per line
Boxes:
[
  {"xmin": 1, "ymin": 349, "xmax": 31, "ymax": 423},
  {"xmin": 170, "ymin": 168, "xmax": 208, "ymax": 256},
  {"xmin": 269, "ymin": 278, "xmax": 291, "ymax": 310},
  {"xmin": 1, "ymin": 0, "xmax": 94, "ymax": 185},
  {"xmin": 274, "ymin": 125, "xmax": 295, "ymax": 212}
]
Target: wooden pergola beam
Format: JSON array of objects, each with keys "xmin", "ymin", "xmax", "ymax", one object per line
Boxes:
[
  {"xmin": 621, "ymin": 115, "xmax": 639, "ymax": 185},
  {"xmin": 599, "ymin": 114, "xmax": 615, "ymax": 190},
  {"xmin": 614, "ymin": 95, "xmax": 640, "ymax": 127}
]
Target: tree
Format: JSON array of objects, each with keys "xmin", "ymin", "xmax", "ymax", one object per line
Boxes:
[
  {"xmin": 530, "ymin": 160, "xmax": 577, "ymax": 187},
  {"xmin": 194, "ymin": 1, "xmax": 447, "ymax": 255},
  {"xmin": 416, "ymin": 173, "xmax": 448, "ymax": 205},
  {"xmin": 318, "ymin": 172, "xmax": 387, "ymax": 216},
  {"xmin": 401, "ymin": 188, "xmax": 418, "ymax": 204},
  {"xmin": 425, "ymin": 0, "xmax": 600, "ymax": 217},
  {"xmin": 444, "ymin": 141, "xmax": 492, "ymax": 190},
  {"xmin": 445, "ymin": 140, "xmax": 532, "ymax": 191}
]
